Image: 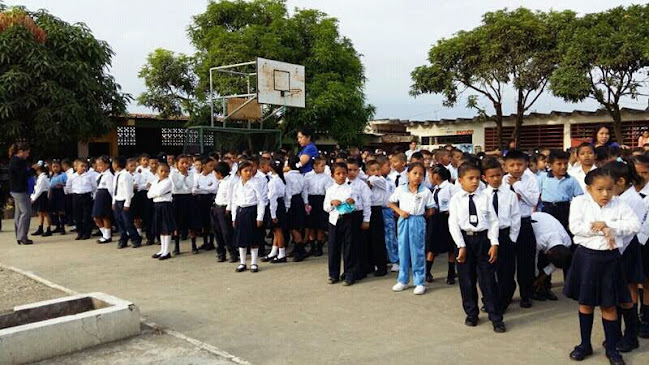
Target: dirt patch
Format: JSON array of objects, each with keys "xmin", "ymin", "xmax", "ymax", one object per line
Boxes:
[{"xmin": 0, "ymin": 266, "xmax": 66, "ymax": 312}]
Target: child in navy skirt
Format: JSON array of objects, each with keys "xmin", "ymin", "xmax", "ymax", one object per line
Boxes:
[
  {"xmin": 170, "ymin": 155, "xmax": 198, "ymax": 255},
  {"xmin": 48, "ymin": 160, "xmax": 67, "ymax": 235},
  {"xmin": 564, "ymin": 169, "xmax": 640, "ymax": 364},
  {"xmin": 92, "ymin": 156, "xmax": 114, "ymax": 243},
  {"xmin": 285, "ymin": 157, "xmax": 307, "ymax": 262},
  {"xmin": 232, "ymin": 161, "xmax": 266, "ymax": 273},
  {"xmin": 425, "ymin": 164, "xmax": 456, "ymax": 284},
  {"xmin": 262, "ymin": 160, "xmax": 288, "ymax": 263},
  {"xmin": 148, "ymin": 163, "xmax": 176, "ymax": 260},
  {"xmin": 304, "ymin": 156, "xmax": 333, "ymax": 256},
  {"xmin": 30, "ymin": 164, "xmax": 51, "ymax": 236}
]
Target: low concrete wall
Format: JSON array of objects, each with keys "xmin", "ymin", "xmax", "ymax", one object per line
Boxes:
[{"xmin": 0, "ymin": 292, "xmax": 140, "ymax": 365}]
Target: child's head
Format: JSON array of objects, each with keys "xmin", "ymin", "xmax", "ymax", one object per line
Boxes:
[
  {"xmin": 176, "ymin": 155, "xmax": 190, "ymax": 173},
  {"xmin": 409, "ymin": 151, "xmax": 424, "ymax": 163},
  {"xmin": 576, "ymin": 143, "xmax": 595, "ymax": 167},
  {"xmin": 421, "ymin": 149, "xmax": 432, "ymax": 167},
  {"xmin": 51, "ymin": 160, "xmax": 61, "ymax": 174},
  {"xmin": 530, "ymin": 153, "xmax": 547, "ymax": 173},
  {"xmin": 202, "ymin": 158, "xmax": 215, "ymax": 174},
  {"xmin": 547, "ymin": 150, "xmax": 570, "ymax": 178},
  {"xmin": 157, "ymin": 163, "xmax": 170, "ymax": 180},
  {"xmin": 149, "ymin": 157, "xmax": 159, "ymax": 173},
  {"xmin": 61, "ymin": 159, "xmax": 71, "ymax": 171},
  {"xmin": 346, "ymin": 157, "xmax": 360, "ymax": 180},
  {"xmin": 269, "ymin": 159, "xmax": 285, "ymax": 182},
  {"xmin": 585, "ymin": 168, "xmax": 615, "ymax": 206},
  {"xmin": 481, "ymin": 157, "xmax": 504, "ymax": 189},
  {"xmin": 437, "ymin": 149, "xmax": 451, "ymax": 166},
  {"xmin": 332, "ymin": 162, "xmax": 348, "ymax": 184},
  {"xmin": 407, "ymin": 162, "xmax": 426, "ymax": 187},
  {"xmin": 546, "ymin": 245, "xmax": 572, "ymax": 270},
  {"xmin": 214, "ymin": 161, "xmax": 230, "ymax": 179},
  {"xmin": 375, "ymin": 155, "xmax": 391, "ymax": 176},
  {"xmin": 33, "ymin": 162, "xmax": 47, "ymax": 175},
  {"xmin": 593, "ymin": 124, "xmax": 613, "ymax": 146},
  {"xmin": 139, "ymin": 154, "xmax": 149, "ymax": 167},
  {"xmin": 390, "ymin": 153, "xmax": 407, "ymax": 172},
  {"xmin": 238, "ymin": 161, "xmax": 253, "ymax": 182},
  {"xmin": 112, "ymin": 156, "xmax": 126, "ymax": 171},
  {"xmin": 95, "ymin": 155, "xmax": 110, "ymax": 173},
  {"xmin": 451, "ymin": 148, "xmax": 464, "ymax": 167},
  {"xmin": 458, "ymin": 162, "xmax": 482, "ymax": 193},
  {"xmin": 601, "ymin": 157, "xmax": 641, "ymax": 195},
  {"xmin": 365, "ymin": 160, "xmax": 380, "ymax": 177},
  {"xmin": 631, "ymin": 155, "xmax": 649, "ymax": 188},
  {"xmin": 431, "ymin": 164, "xmax": 451, "ymax": 186},
  {"xmin": 126, "ymin": 158, "xmax": 138, "ymax": 173},
  {"xmin": 167, "ymin": 154, "xmax": 176, "ymax": 167},
  {"xmin": 313, "ymin": 156, "xmax": 327, "ymax": 174},
  {"xmin": 193, "ymin": 158, "xmax": 203, "ymax": 173},
  {"xmin": 503, "ymin": 150, "xmax": 528, "ymax": 179},
  {"xmin": 76, "ymin": 159, "xmax": 88, "ymax": 174},
  {"xmin": 259, "ymin": 157, "xmax": 271, "ymax": 174}
]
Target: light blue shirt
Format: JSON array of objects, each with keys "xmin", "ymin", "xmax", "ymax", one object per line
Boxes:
[
  {"xmin": 538, "ymin": 171, "xmax": 583, "ymax": 203},
  {"xmin": 50, "ymin": 173, "xmax": 67, "ymax": 188}
]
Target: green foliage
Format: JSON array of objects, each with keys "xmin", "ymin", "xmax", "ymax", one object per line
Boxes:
[
  {"xmin": 139, "ymin": 0, "xmax": 373, "ymax": 147},
  {"xmin": 550, "ymin": 5, "xmax": 649, "ymax": 142},
  {"xmin": 0, "ymin": 6, "xmax": 129, "ymax": 156}
]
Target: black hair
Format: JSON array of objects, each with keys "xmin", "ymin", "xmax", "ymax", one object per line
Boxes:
[
  {"xmin": 458, "ymin": 161, "xmax": 481, "ymax": 178},
  {"xmin": 481, "ymin": 157, "xmax": 503, "ymax": 173},
  {"xmin": 503, "ymin": 149, "xmax": 528, "ymax": 162},
  {"xmin": 546, "ymin": 245, "xmax": 572, "ymax": 269},
  {"xmin": 346, "ymin": 157, "xmax": 361, "ymax": 167},
  {"xmin": 214, "ymin": 161, "xmax": 230, "ymax": 177},
  {"xmin": 602, "ymin": 157, "xmax": 642, "ymax": 187},
  {"xmin": 431, "ymin": 164, "xmax": 451, "ymax": 181},
  {"xmin": 157, "ymin": 162, "xmax": 170, "ymax": 172},
  {"xmin": 548, "ymin": 150, "xmax": 570, "ymax": 163},
  {"xmin": 113, "ymin": 156, "xmax": 127, "ymax": 169},
  {"xmin": 201, "ymin": 157, "xmax": 212, "ymax": 165},
  {"xmin": 298, "ymin": 127, "xmax": 313, "ymax": 139},
  {"xmin": 314, "ymin": 155, "xmax": 327, "ymax": 164},
  {"xmin": 270, "ymin": 159, "xmax": 286, "ymax": 184},
  {"xmin": 451, "ymin": 148, "xmax": 463, "ymax": 155},
  {"xmin": 584, "ymin": 168, "xmax": 613, "ymax": 186},
  {"xmin": 238, "ymin": 160, "xmax": 253, "ymax": 173},
  {"xmin": 332, "ymin": 162, "xmax": 348, "ymax": 174},
  {"xmin": 592, "ymin": 124, "xmax": 615, "ymax": 146},
  {"xmin": 375, "ymin": 155, "xmax": 388, "ymax": 165},
  {"xmin": 631, "ymin": 154, "xmax": 649, "ymax": 166},
  {"xmin": 288, "ymin": 155, "xmax": 301, "ymax": 171},
  {"xmin": 61, "ymin": 158, "xmax": 71, "ymax": 167},
  {"xmin": 96, "ymin": 155, "xmax": 111, "ymax": 166},
  {"xmin": 366, "ymin": 159, "xmax": 380, "ymax": 168},
  {"xmin": 576, "ymin": 142, "xmax": 595, "ymax": 155},
  {"xmin": 410, "ymin": 151, "xmax": 424, "ymax": 161},
  {"xmin": 139, "ymin": 153, "xmax": 150, "ymax": 159},
  {"xmin": 407, "ymin": 162, "xmax": 426, "ymax": 174}
]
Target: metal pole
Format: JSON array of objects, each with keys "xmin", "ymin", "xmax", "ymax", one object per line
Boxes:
[{"xmin": 209, "ymin": 69, "xmax": 214, "ymax": 127}]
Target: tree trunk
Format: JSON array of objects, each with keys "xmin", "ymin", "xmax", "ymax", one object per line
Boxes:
[
  {"xmin": 494, "ymin": 102, "xmax": 504, "ymax": 150},
  {"xmin": 611, "ymin": 106, "xmax": 623, "ymax": 146},
  {"xmin": 511, "ymin": 88, "xmax": 525, "ymax": 147}
]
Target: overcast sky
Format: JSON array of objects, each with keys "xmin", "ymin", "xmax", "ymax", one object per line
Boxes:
[{"xmin": 6, "ymin": 0, "xmax": 648, "ymax": 120}]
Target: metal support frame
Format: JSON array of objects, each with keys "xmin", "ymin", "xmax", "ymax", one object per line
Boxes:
[{"xmin": 209, "ymin": 60, "xmax": 257, "ymax": 128}]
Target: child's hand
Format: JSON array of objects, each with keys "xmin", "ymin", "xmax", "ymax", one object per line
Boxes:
[
  {"xmin": 232, "ymin": 221, "xmax": 237, "ymax": 228},
  {"xmin": 123, "ymin": 206, "xmax": 130, "ymax": 212},
  {"xmin": 112, "ymin": 204, "xmax": 116, "ymax": 211},
  {"xmin": 331, "ymin": 200, "xmax": 342, "ymax": 207},
  {"xmin": 456, "ymin": 247, "xmax": 467, "ymax": 263},
  {"xmin": 398, "ymin": 210, "xmax": 410, "ymax": 219},
  {"xmin": 361, "ymin": 222, "xmax": 370, "ymax": 230},
  {"xmin": 488, "ymin": 245, "xmax": 498, "ymax": 264},
  {"xmin": 591, "ymin": 221, "xmax": 607, "ymax": 232},
  {"xmin": 602, "ymin": 227, "xmax": 616, "ymax": 250},
  {"xmin": 346, "ymin": 198, "xmax": 355, "ymax": 204},
  {"xmin": 256, "ymin": 220, "xmax": 263, "ymax": 228}
]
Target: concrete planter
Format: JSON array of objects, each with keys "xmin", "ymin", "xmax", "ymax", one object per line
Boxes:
[{"xmin": 0, "ymin": 293, "xmax": 140, "ymax": 365}]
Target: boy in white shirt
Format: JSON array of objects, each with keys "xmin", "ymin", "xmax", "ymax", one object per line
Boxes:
[
  {"xmin": 113, "ymin": 157, "xmax": 141, "ymax": 248},
  {"xmin": 366, "ymin": 160, "xmax": 389, "ymax": 277}
]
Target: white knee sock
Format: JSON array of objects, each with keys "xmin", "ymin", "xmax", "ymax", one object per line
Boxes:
[
  {"xmin": 160, "ymin": 236, "xmax": 170, "ymax": 255},
  {"xmin": 136, "ymin": 228, "xmax": 142, "ymax": 236},
  {"xmin": 251, "ymin": 248, "xmax": 259, "ymax": 265},
  {"xmin": 269, "ymin": 246, "xmax": 278, "ymax": 257},
  {"xmin": 239, "ymin": 248, "xmax": 247, "ymax": 265},
  {"xmin": 278, "ymin": 247, "xmax": 286, "ymax": 259}
]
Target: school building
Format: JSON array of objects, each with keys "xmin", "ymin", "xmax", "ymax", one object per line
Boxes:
[{"xmin": 368, "ymin": 107, "xmax": 649, "ymax": 153}]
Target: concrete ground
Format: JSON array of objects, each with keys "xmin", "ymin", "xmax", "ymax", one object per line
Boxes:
[{"xmin": 1, "ymin": 218, "xmax": 649, "ymax": 365}]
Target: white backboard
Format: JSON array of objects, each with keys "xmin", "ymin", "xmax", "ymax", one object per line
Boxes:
[{"xmin": 257, "ymin": 57, "xmax": 305, "ymax": 108}]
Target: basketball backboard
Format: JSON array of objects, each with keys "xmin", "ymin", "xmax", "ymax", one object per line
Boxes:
[{"xmin": 257, "ymin": 57, "xmax": 305, "ymax": 108}]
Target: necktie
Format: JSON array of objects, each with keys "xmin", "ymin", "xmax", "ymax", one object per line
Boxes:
[
  {"xmin": 395, "ymin": 175, "xmax": 401, "ymax": 187},
  {"xmin": 114, "ymin": 173, "xmax": 120, "ymax": 196},
  {"xmin": 641, "ymin": 193, "xmax": 647, "ymax": 199},
  {"xmin": 266, "ymin": 175, "xmax": 270, "ymax": 182},
  {"xmin": 97, "ymin": 174, "xmax": 103, "ymax": 186},
  {"xmin": 492, "ymin": 190, "xmax": 499, "ymax": 216},
  {"xmin": 433, "ymin": 187, "xmax": 440, "ymax": 207},
  {"xmin": 469, "ymin": 194, "xmax": 478, "ymax": 227}
]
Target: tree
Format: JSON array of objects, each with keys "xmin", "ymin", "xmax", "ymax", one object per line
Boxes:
[
  {"xmin": 0, "ymin": 5, "xmax": 130, "ymax": 156},
  {"xmin": 550, "ymin": 5, "xmax": 649, "ymax": 143},
  {"xmin": 139, "ymin": 0, "xmax": 374, "ymax": 147}
]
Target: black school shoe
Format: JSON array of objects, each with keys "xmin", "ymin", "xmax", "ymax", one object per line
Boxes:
[
  {"xmin": 544, "ymin": 289, "xmax": 558, "ymax": 301},
  {"xmin": 446, "ymin": 275, "xmax": 455, "ymax": 285},
  {"xmin": 217, "ymin": 255, "xmax": 227, "ymax": 262},
  {"xmin": 569, "ymin": 344, "xmax": 593, "ymax": 361},
  {"xmin": 465, "ymin": 316, "xmax": 478, "ymax": 327},
  {"xmin": 520, "ymin": 299, "xmax": 533, "ymax": 308},
  {"xmin": 616, "ymin": 337, "xmax": 639, "ymax": 353},
  {"xmin": 328, "ymin": 277, "xmax": 339, "ymax": 284},
  {"xmin": 158, "ymin": 253, "xmax": 171, "ymax": 260},
  {"xmin": 131, "ymin": 241, "xmax": 142, "ymax": 248},
  {"xmin": 152, "ymin": 253, "xmax": 161, "ymax": 259},
  {"xmin": 492, "ymin": 321, "xmax": 506, "ymax": 333},
  {"xmin": 235, "ymin": 264, "xmax": 247, "ymax": 272},
  {"xmin": 606, "ymin": 352, "xmax": 625, "ymax": 365},
  {"xmin": 271, "ymin": 257, "xmax": 287, "ymax": 264},
  {"xmin": 532, "ymin": 291, "xmax": 547, "ymax": 301},
  {"xmin": 117, "ymin": 242, "xmax": 128, "ymax": 249},
  {"xmin": 638, "ymin": 322, "xmax": 649, "ymax": 338},
  {"xmin": 97, "ymin": 237, "xmax": 112, "ymax": 244},
  {"xmin": 426, "ymin": 274, "xmax": 434, "ymax": 283},
  {"xmin": 41, "ymin": 228, "xmax": 52, "ymax": 237},
  {"xmin": 374, "ymin": 269, "xmax": 388, "ymax": 277}
]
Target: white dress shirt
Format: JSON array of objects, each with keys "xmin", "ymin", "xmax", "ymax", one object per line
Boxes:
[
  {"xmin": 214, "ymin": 175, "xmax": 233, "ymax": 209},
  {"xmin": 268, "ymin": 174, "xmax": 286, "ymax": 219},
  {"xmin": 503, "ymin": 168, "xmax": 540, "ymax": 218},
  {"xmin": 231, "ymin": 179, "xmax": 266, "ymax": 223},
  {"xmin": 147, "ymin": 178, "xmax": 173, "ymax": 203},
  {"xmin": 324, "ymin": 182, "xmax": 358, "ymax": 225},
  {"xmin": 432, "ymin": 180, "xmax": 454, "ymax": 213},
  {"xmin": 284, "ymin": 170, "xmax": 305, "ymax": 209},
  {"xmin": 30, "ymin": 173, "xmax": 50, "ymax": 201},
  {"xmin": 348, "ymin": 177, "xmax": 372, "ymax": 223},
  {"xmin": 485, "ymin": 183, "xmax": 521, "ymax": 243},
  {"xmin": 619, "ymin": 187, "xmax": 648, "ymax": 253},
  {"xmin": 569, "ymin": 164, "xmax": 596, "ymax": 193},
  {"xmin": 448, "ymin": 189, "xmax": 500, "ymax": 248},
  {"xmin": 137, "ymin": 168, "xmax": 156, "ymax": 191},
  {"xmin": 569, "ymin": 193, "xmax": 641, "ymax": 251},
  {"xmin": 130, "ymin": 172, "xmax": 143, "ymax": 193},
  {"xmin": 303, "ymin": 172, "xmax": 333, "ymax": 201},
  {"xmin": 531, "ymin": 212, "xmax": 572, "ymax": 275},
  {"xmin": 171, "ymin": 170, "xmax": 193, "ymax": 195},
  {"xmin": 387, "ymin": 169, "xmax": 408, "ymax": 190},
  {"xmin": 64, "ymin": 168, "xmax": 75, "ymax": 195},
  {"xmin": 96, "ymin": 170, "xmax": 114, "ymax": 194},
  {"xmin": 252, "ymin": 170, "xmax": 270, "ymax": 206},
  {"xmin": 388, "ymin": 184, "xmax": 434, "ymax": 215},
  {"xmin": 112, "ymin": 170, "xmax": 134, "ymax": 207},
  {"xmin": 368, "ymin": 175, "xmax": 390, "ymax": 207},
  {"xmin": 193, "ymin": 173, "xmax": 219, "ymax": 195},
  {"xmin": 70, "ymin": 172, "xmax": 96, "ymax": 194},
  {"xmin": 446, "ymin": 164, "xmax": 458, "ymax": 182}
]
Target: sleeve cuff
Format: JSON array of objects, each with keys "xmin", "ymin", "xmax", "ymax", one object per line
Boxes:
[{"xmin": 490, "ymin": 239, "xmax": 499, "ymax": 246}]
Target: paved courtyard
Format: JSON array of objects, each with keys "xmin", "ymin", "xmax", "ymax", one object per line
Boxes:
[{"xmin": 1, "ymin": 218, "xmax": 648, "ymax": 364}]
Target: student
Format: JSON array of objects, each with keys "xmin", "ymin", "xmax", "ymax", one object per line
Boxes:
[
  {"xmin": 388, "ymin": 162, "xmax": 434, "ymax": 295},
  {"xmin": 448, "ymin": 162, "xmax": 504, "ymax": 332},
  {"xmin": 148, "ymin": 163, "xmax": 176, "ymax": 261},
  {"xmin": 232, "ymin": 161, "xmax": 265, "ymax": 273},
  {"xmin": 529, "ymin": 153, "xmax": 547, "ymax": 178},
  {"xmin": 377, "ymin": 155, "xmax": 399, "ymax": 272},
  {"xmin": 388, "ymin": 153, "xmax": 408, "ymax": 190},
  {"xmin": 62, "ymin": 159, "xmax": 75, "ymax": 227},
  {"xmin": 70, "ymin": 159, "xmax": 96, "ymax": 240},
  {"xmin": 631, "ymin": 155, "xmax": 649, "ymax": 337},
  {"xmin": 30, "ymin": 163, "xmax": 52, "ymax": 237},
  {"xmin": 285, "ymin": 156, "xmax": 308, "ymax": 262},
  {"xmin": 171, "ymin": 155, "xmax": 198, "ymax": 255},
  {"xmin": 426, "ymin": 164, "xmax": 457, "ymax": 284},
  {"xmin": 530, "ymin": 212, "xmax": 572, "ymax": 301},
  {"xmin": 346, "ymin": 157, "xmax": 372, "ymax": 280},
  {"xmin": 136, "ymin": 154, "xmax": 155, "ymax": 245},
  {"xmin": 126, "ymin": 158, "xmax": 145, "ymax": 238},
  {"xmin": 564, "ymin": 168, "xmax": 640, "ymax": 364},
  {"xmin": 112, "ymin": 156, "xmax": 141, "ymax": 249},
  {"xmin": 48, "ymin": 160, "xmax": 67, "ymax": 235},
  {"xmin": 503, "ymin": 150, "xmax": 540, "ymax": 309},
  {"xmin": 448, "ymin": 148, "xmax": 464, "ymax": 182},
  {"xmin": 262, "ymin": 159, "xmax": 289, "ymax": 263},
  {"xmin": 193, "ymin": 157, "xmax": 218, "ymax": 252},
  {"xmin": 538, "ymin": 150, "xmax": 583, "ymax": 232},
  {"xmin": 212, "ymin": 161, "xmax": 238, "ymax": 263},
  {"xmin": 92, "ymin": 156, "xmax": 114, "ymax": 244},
  {"xmin": 366, "ymin": 160, "xmax": 389, "ymax": 276},
  {"xmin": 482, "ymin": 158, "xmax": 521, "ymax": 312},
  {"xmin": 250, "ymin": 156, "xmax": 270, "ymax": 257},
  {"xmin": 569, "ymin": 143, "xmax": 597, "ymax": 193},
  {"xmin": 602, "ymin": 159, "xmax": 647, "ymax": 353},
  {"xmin": 303, "ymin": 156, "xmax": 333, "ymax": 257},
  {"xmin": 324, "ymin": 162, "xmax": 359, "ymax": 285}
]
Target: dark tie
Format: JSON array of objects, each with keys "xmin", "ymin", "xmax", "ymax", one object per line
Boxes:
[
  {"xmin": 469, "ymin": 194, "xmax": 478, "ymax": 227},
  {"xmin": 433, "ymin": 187, "xmax": 440, "ymax": 207},
  {"xmin": 492, "ymin": 190, "xmax": 499, "ymax": 216},
  {"xmin": 97, "ymin": 174, "xmax": 103, "ymax": 186},
  {"xmin": 509, "ymin": 184, "xmax": 515, "ymax": 193},
  {"xmin": 265, "ymin": 175, "xmax": 270, "ymax": 182},
  {"xmin": 114, "ymin": 173, "xmax": 120, "ymax": 195},
  {"xmin": 641, "ymin": 193, "xmax": 647, "ymax": 199},
  {"xmin": 395, "ymin": 175, "xmax": 401, "ymax": 187}
]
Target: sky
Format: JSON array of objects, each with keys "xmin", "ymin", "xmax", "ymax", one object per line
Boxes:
[{"xmin": 5, "ymin": 0, "xmax": 648, "ymax": 120}]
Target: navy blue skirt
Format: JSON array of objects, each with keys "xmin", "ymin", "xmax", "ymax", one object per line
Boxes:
[
  {"xmin": 92, "ymin": 189, "xmax": 112, "ymax": 218},
  {"xmin": 49, "ymin": 187, "xmax": 65, "ymax": 212},
  {"xmin": 269, "ymin": 198, "xmax": 287, "ymax": 231},
  {"xmin": 621, "ymin": 237, "xmax": 645, "ymax": 284},
  {"xmin": 642, "ymin": 242, "xmax": 649, "ymax": 278},
  {"xmin": 287, "ymin": 194, "xmax": 305, "ymax": 230},
  {"xmin": 172, "ymin": 194, "xmax": 199, "ymax": 231},
  {"xmin": 195, "ymin": 194, "xmax": 215, "ymax": 229},
  {"xmin": 33, "ymin": 193, "xmax": 49, "ymax": 212},
  {"xmin": 306, "ymin": 195, "xmax": 327, "ymax": 230},
  {"xmin": 151, "ymin": 202, "xmax": 177, "ymax": 236},
  {"xmin": 426, "ymin": 212, "xmax": 453, "ymax": 254},
  {"xmin": 235, "ymin": 206, "xmax": 262, "ymax": 248},
  {"xmin": 563, "ymin": 246, "xmax": 631, "ymax": 307},
  {"xmin": 131, "ymin": 190, "xmax": 147, "ymax": 219}
]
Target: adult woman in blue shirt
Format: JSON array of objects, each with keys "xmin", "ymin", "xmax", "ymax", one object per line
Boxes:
[{"xmin": 295, "ymin": 128, "xmax": 318, "ymax": 174}]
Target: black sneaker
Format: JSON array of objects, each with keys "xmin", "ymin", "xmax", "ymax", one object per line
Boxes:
[
  {"xmin": 426, "ymin": 274, "xmax": 434, "ymax": 283},
  {"xmin": 569, "ymin": 344, "xmax": 593, "ymax": 361},
  {"xmin": 492, "ymin": 321, "xmax": 506, "ymax": 333},
  {"xmin": 464, "ymin": 316, "xmax": 478, "ymax": 327}
]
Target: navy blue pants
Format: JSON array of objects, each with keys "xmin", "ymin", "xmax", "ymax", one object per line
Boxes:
[
  {"xmin": 496, "ymin": 228, "xmax": 516, "ymax": 313},
  {"xmin": 515, "ymin": 217, "xmax": 536, "ymax": 302},
  {"xmin": 113, "ymin": 200, "xmax": 141, "ymax": 244}
]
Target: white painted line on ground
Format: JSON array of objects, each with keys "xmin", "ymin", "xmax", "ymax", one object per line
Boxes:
[{"xmin": 0, "ymin": 262, "xmax": 251, "ymax": 365}]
